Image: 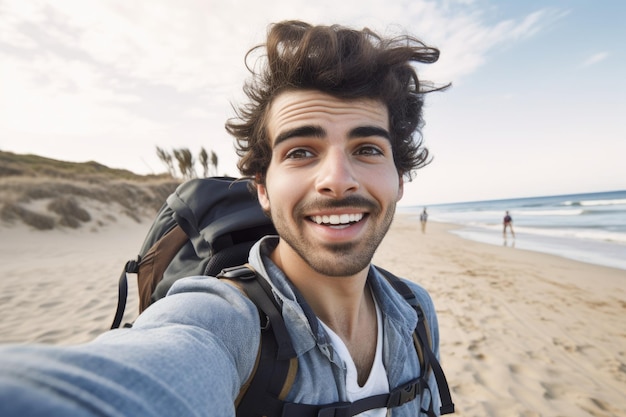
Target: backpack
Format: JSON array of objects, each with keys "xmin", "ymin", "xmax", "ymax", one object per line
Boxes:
[{"xmin": 111, "ymin": 176, "xmax": 454, "ymax": 417}]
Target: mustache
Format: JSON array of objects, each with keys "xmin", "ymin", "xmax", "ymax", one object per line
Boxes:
[{"xmin": 298, "ymin": 195, "xmax": 379, "ymax": 213}]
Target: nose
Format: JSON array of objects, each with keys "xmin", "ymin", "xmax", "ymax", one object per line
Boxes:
[{"xmin": 315, "ymin": 148, "xmax": 359, "ymax": 198}]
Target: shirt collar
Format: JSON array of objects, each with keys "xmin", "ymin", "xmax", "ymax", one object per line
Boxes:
[{"xmin": 247, "ymin": 236, "xmax": 418, "ymax": 356}]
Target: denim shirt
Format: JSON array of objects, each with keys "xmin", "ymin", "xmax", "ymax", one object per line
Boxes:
[{"xmin": 0, "ymin": 237, "xmax": 442, "ymax": 417}]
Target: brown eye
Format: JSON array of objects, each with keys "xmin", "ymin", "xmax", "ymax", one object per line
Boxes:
[
  {"xmin": 356, "ymin": 145, "xmax": 383, "ymax": 156},
  {"xmin": 286, "ymin": 148, "xmax": 314, "ymax": 159}
]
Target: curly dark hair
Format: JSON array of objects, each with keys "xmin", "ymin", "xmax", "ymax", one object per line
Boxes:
[{"xmin": 226, "ymin": 20, "xmax": 447, "ymax": 183}]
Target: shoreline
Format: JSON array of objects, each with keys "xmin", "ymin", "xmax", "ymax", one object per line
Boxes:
[
  {"xmin": 398, "ymin": 189, "xmax": 626, "ymax": 274},
  {"xmin": 451, "ymin": 225, "xmax": 626, "ymax": 271},
  {"xmin": 402, "ymin": 212, "xmax": 626, "ymax": 272},
  {"xmin": 377, "ymin": 215, "xmax": 625, "ymax": 303}
]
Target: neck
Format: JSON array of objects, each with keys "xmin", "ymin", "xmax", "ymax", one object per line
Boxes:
[
  {"xmin": 269, "ymin": 240, "xmax": 379, "ymax": 385},
  {"xmin": 269, "ymin": 241, "xmax": 373, "ymax": 339}
]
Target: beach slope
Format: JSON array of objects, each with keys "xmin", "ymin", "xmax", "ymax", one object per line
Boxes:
[
  {"xmin": 375, "ymin": 216, "xmax": 626, "ymax": 417},
  {"xmin": 0, "ymin": 210, "xmax": 624, "ymax": 416}
]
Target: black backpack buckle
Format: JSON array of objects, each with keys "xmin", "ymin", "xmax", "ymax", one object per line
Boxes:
[{"xmin": 387, "ymin": 379, "xmax": 420, "ymax": 408}]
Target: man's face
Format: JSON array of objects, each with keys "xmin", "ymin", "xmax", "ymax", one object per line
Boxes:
[{"xmin": 257, "ymin": 90, "xmax": 403, "ymax": 278}]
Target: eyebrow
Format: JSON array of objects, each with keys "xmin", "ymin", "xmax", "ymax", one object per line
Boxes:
[
  {"xmin": 273, "ymin": 125, "xmax": 391, "ymax": 148},
  {"xmin": 350, "ymin": 126, "xmax": 390, "ymax": 140},
  {"xmin": 274, "ymin": 125, "xmax": 325, "ymax": 147}
]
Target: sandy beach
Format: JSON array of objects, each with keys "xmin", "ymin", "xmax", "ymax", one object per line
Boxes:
[{"xmin": 1, "ymin": 214, "xmax": 625, "ymax": 416}]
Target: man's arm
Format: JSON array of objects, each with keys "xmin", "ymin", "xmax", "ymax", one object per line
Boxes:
[{"xmin": 0, "ymin": 277, "xmax": 260, "ymax": 417}]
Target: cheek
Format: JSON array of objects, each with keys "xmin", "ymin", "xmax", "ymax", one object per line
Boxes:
[
  {"xmin": 368, "ymin": 169, "xmax": 403, "ymax": 202},
  {"xmin": 259, "ymin": 172, "xmax": 307, "ymax": 220}
]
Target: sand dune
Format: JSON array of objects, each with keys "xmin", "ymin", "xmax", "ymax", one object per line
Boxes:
[{"xmin": 1, "ymin": 214, "xmax": 625, "ymax": 416}]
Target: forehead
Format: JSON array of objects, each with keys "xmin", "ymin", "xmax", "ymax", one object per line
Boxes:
[{"xmin": 266, "ymin": 90, "xmax": 389, "ymax": 141}]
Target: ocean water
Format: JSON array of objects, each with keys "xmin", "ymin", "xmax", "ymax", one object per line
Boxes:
[{"xmin": 401, "ymin": 190, "xmax": 626, "ymax": 271}]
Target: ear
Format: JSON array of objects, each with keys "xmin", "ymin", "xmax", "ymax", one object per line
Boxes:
[
  {"xmin": 257, "ymin": 182, "xmax": 271, "ymax": 211},
  {"xmin": 396, "ymin": 175, "xmax": 404, "ymax": 202}
]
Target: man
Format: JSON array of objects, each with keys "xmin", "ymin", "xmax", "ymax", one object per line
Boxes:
[
  {"xmin": 503, "ymin": 210, "xmax": 515, "ymax": 239},
  {"xmin": 420, "ymin": 208, "xmax": 429, "ymax": 233},
  {"xmin": 0, "ymin": 21, "xmax": 448, "ymax": 416}
]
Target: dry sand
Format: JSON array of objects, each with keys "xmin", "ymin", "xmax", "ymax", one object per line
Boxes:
[
  {"xmin": 375, "ymin": 216, "xmax": 626, "ymax": 417},
  {"xmin": 1, "ymin": 214, "xmax": 625, "ymax": 416},
  {"xmin": 0, "ymin": 218, "xmax": 143, "ymax": 345}
]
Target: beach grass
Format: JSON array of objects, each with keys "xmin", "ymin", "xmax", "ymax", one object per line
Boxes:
[{"xmin": 0, "ymin": 150, "xmax": 180, "ymax": 230}]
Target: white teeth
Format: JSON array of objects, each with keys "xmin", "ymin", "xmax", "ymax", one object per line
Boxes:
[{"xmin": 311, "ymin": 213, "xmax": 363, "ymax": 225}]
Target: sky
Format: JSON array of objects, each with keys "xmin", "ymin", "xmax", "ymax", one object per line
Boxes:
[{"xmin": 1, "ymin": 0, "xmax": 625, "ymax": 206}]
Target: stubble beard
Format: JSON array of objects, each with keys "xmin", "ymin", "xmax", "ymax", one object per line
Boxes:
[{"xmin": 271, "ymin": 198, "xmax": 397, "ymax": 277}]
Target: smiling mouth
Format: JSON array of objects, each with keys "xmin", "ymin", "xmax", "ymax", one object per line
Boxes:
[{"xmin": 309, "ymin": 213, "xmax": 365, "ymax": 227}]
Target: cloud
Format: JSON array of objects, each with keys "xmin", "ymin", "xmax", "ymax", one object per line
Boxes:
[
  {"xmin": 0, "ymin": 0, "xmax": 565, "ymax": 176},
  {"xmin": 581, "ymin": 51, "xmax": 609, "ymax": 67},
  {"xmin": 1, "ymin": 0, "xmax": 562, "ymax": 92},
  {"xmin": 416, "ymin": 6, "xmax": 567, "ymax": 84}
]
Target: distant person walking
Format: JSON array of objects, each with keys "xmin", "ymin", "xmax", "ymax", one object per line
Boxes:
[
  {"xmin": 503, "ymin": 210, "xmax": 515, "ymax": 239},
  {"xmin": 420, "ymin": 207, "xmax": 428, "ymax": 233}
]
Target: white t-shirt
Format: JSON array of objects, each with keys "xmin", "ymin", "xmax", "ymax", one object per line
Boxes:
[{"xmin": 319, "ymin": 297, "xmax": 389, "ymax": 417}]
